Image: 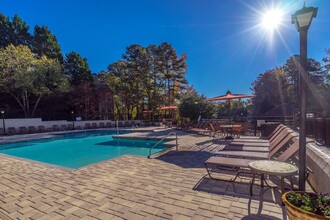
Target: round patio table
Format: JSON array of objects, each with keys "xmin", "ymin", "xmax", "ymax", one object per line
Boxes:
[
  {"xmin": 248, "ymin": 160, "xmax": 298, "ymax": 197},
  {"xmin": 220, "ymin": 125, "xmax": 233, "ymax": 139}
]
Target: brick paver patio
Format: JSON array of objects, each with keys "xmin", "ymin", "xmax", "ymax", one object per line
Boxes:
[{"xmin": 0, "ymin": 129, "xmax": 288, "ymax": 219}]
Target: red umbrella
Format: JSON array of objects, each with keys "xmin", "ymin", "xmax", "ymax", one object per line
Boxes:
[
  {"xmin": 159, "ymin": 106, "xmax": 178, "ymax": 111},
  {"xmin": 207, "ymin": 90, "xmax": 254, "ymax": 122},
  {"xmin": 207, "ymin": 90, "xmax": 254, "ymax": 102},
  {"xmin": 142, "ymin": 110, "xmax": 153, "ymax": 114}
]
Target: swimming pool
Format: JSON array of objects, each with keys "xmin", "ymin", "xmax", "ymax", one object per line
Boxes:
[{"xmin": 0, "ymin": 131, "xmax": 166, "ymax": 169}]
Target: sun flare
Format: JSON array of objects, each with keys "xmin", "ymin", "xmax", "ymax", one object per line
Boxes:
[{"xmin": 261, "ymin": 9, "xmax": 284, "ymax": 31}]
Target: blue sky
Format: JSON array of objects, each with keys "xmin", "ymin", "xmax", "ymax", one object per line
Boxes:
[{"xmin": 1, "ymin": 0, "xmax": 329, "ymax": 98}]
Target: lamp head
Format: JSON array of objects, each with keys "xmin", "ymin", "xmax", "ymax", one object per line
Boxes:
[
  {"xmin": 291, "ymin": 4, "xmax": 318, "ymax": 32},
  {"xmin": 71, "ymin": 111, "xmax": 74, "ymax": 114},
  {"xmin": 0, "ymin": 110, "xmax": 4, "ymax": 114}
]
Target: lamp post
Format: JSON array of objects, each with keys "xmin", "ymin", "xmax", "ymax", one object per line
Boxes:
[
  {"xmin": 291, "ymin": 3, "xmax": 318, "ymax": 191},
  {"xmin": 194, "ymin": 101, "xmax": 201, "ymax": 122},
  {"xmin": 71, "ymin": 111, "xmax": 75, "ymax": 130},
  {"xmin": 0, "ymin": 110, "xmax": 5, "ymax": 134}
]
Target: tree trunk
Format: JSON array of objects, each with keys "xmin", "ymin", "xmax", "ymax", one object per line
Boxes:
[
  {"xmin": 10, "ymin": 93, "xmax": 28, "ymax": 117},
  {"xmin": 31, "ymin": 95, "xmax": 43, "ymax": 117}
]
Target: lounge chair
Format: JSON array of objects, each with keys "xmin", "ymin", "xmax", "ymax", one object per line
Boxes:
[
  {"xmin": 99, "ymin": 122, "xmax": 105, "ymax": 128},
  {"xmin": 189, "ymin": 121, "xmax": 206, "ymax": 131},
  {"xmin": 68, "ymin": 124, "xmax": 74, "ymax": 130},
  {"xmin": 28, "ymin": 126, "xmax": 37, "ymax": 133},
  {"xmin": 38, "ymin": 125, "xmax": 46, "ymax": 132},
  {"xmin": 190, "ymin": 122, "xmax": 213, "ymax": 136},
  {"xmin": 231, "ymin": 124, "xmax": 286, "ymax": 143},
  {"xmin": 0, "ymin": 128, "xmax": 4, "ymax": 135},
  {"xmin": 85, "ymin": 123, "xmax": 91, "ymax": 129},
  {"xmin": 52, "ymin": 125, "xmax": 60, "ymax": 131},
  {"xmin": 8, "ymin": 127, "xmax": 17, "ymax": 135},
  {"xmin": 75, "ymin": 125, "xmax": 83, "ymax": 130},
  {"xmin": 118, "ymin": 121, "xmax": 124, "ymax": 127},
  {"xmin": 204, "ymin": 137, "xmax": 300, "ymax": 182},
  {"xmin": 19, "ymin": 127, "xmax": 28, "ymax": 134},
  {"xmin": 92, "ymin": 123, "xmax": 98, "ymax": 128},
  {"xmin": 215, "ymin": 132, "xmax": 297, "ymax": 159},
  {"xmin": 222, "ymin": 127, "xmax": 295, "ymax": 152},
  {"xmin": 106, "ymin": 122, "xmax": 112, "ymax": 128},
  {"xmin": 61, "ymin": 124, "xmax": 68, "ymax": 131}
]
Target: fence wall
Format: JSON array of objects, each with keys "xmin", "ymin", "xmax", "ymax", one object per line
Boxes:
[
  {"xmin": 306, "ymin": 118, "xmax": 330, "ymax": 147},
  {"xmin": 0, "ymin": 118, "xmax": 143, "ymax": 134}
]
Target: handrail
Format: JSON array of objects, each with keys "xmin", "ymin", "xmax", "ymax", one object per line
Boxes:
[{"xmin": 148, "ymin": 132, "xmax": 178, "ymax": 158}]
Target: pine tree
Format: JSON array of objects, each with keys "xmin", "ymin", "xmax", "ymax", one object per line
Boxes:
[{"xmin": 32, "ymin": 25, "xmax": 63, "ymax": 63}]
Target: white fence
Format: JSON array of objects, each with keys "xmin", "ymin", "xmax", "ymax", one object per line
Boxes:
[{"xmin": 0, "ymin": 118, "xmax": 143, "ymax": 134}]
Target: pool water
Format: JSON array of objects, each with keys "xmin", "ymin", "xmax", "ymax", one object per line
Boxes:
[{"xmin": 0, "ymin": 131, "xmax": 166, "ymax": 168}]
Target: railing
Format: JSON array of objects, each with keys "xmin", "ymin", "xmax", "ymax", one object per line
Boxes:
[
  {"xmin": 306, "ymin": 117, "xmax": 330, "ymax": 146},
  {"xmin": 147, "ymin": 132, "xmax": 178, "ymax": 158},
  {"xmin": 256, "ymin": 116, "xmax": 330, "ymax": 147}
]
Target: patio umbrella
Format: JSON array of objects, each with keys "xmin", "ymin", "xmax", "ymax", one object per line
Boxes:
[
  {"xmin": 207, "ymin": 90, "xmax": 254, "ymax": 120},
  {"xmin": 158, "ymin": 106, "xmax": 178, "ymax": 111},
  {"xmin": 142, "ymin": 110, "xmax": 153, "ymax": 114},
  {"xmin": 207, "ymin": 90, "xmax": 254, "ymax": 102},
  {"xmin": 158, "ymin": 106, "xmax": 178, "ymax": 121}
]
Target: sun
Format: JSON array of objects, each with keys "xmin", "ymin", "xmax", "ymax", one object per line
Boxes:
[{"xmin": 261, "ymin": 8, "xmax": 284, "ymax": 32}]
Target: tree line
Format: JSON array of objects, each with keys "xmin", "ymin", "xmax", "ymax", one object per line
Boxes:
[
  {"xmin": 0, "ymin": 13, "xmax": 189, "ymax": 120},
  {"xmin": 104, "ymin": 43, "xmax": 188, "ymax": 120},
  {"xmin": 251, "ymin": 52, "xmax": 330, "ymax": 116},
  {"xmin": 0, "ymin": 13, "xmax": 328, "ymax": 122}
]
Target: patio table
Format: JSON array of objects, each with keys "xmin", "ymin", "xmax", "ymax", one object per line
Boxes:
[
  {"xmin": 248, "ymin": 160, "xmax": 298, "ymax": 197},
  {"xmin": 220, "ymin": 125, "xmax": 233, "ymax": 138},
  {"xmin": 220, "ymin": 124, "xmax": 242, "ymax": 138}
]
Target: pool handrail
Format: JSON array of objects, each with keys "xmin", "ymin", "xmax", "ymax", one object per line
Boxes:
[{"xmin": 148, "ymin": 132, "xmax": 178, "ymax": 158}]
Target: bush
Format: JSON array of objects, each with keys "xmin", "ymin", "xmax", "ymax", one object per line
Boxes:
[{"xmin": 286, "ymin": 191, "xmax": 330, "ymax": 216}]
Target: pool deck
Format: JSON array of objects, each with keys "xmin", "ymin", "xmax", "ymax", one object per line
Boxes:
[{"xmin": 0, "ymin": 127, "xmax": 301, "ymax": 219}]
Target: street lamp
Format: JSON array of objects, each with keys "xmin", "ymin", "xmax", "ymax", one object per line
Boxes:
[
  {"xmin": 0, "ymin": 110, "xmax": 5, "ymax": 134},
  {"xmin": 71, "ymin": 111, "xmax": 75, "ymax": 130},
  {"xmin": 194, "ymin": 101, "xmax": 202, "ymax": 122},
  {"xmin": 291, "ymin": 3, "xmax": 318, "ymax": 191}
]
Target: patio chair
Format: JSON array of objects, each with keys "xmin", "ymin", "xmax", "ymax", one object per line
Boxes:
[
  {"xmin": 61, "ymin": 124, "xmax": 68, "ymax": 131},
  {"xmin": 52, "ymin": 125, "xmax": 60, "ymax": 131},
  {"xmin": 19, "ymin": 126, "xmax": 28, "ymax": 134},
  {"xmin": 67, "ymin": 124, "xmax": 74, "ymax": 130},
  {"xmin": 91, "ymin": 122, "xmax": 98, "ymax": 128},
  {"xmin": 204, "ymin": 137, "xmax": 300, "ymax": 182},
  {"xmin": 189, "ymin": 121, "xmax": 206, "ymax": 131},
  {"xmin": 38, "ymin": 125, "xmax": 46, "ymax": 133},
  {"xmin": 231, "ymin": 123, "xmax": 243, "ymax": 138},
  {"xmin": 240, "ymin": 121, "xmax": 250, "ymax": 135},
  {"xmin": 118, "ymin": 121, "xmax": 124, "ymax": 127},
  {"xmin": 99, "ymin": 122, "xmax": 105, "ymax": 128},
  {"xmin": 232, "ymin": 124, "xmax": 286, "ymax": 142},
  {"xmin": 224, "ymin": 127, "xmax": 294, "ymax": 152},
  {"xmin": 189, "ymin": 122, "xmax": 208, "ymax": 132},
  {"xmin": 106, "ymin": 122, "xmax": 112, "ymax": 128},
  {"xmin": 0, "ymin": 128, "xmax": 4, "ymax": 135},
  {"xmin": 209, "ymin": 123, "xmax": 225, "ymax": 138},
  {"xmin": 215, "ymin": 132, "xmax": 297, "ymax": 160},
  {"xmin": 190, "ymin": 123, "xmax": 213, "ymax": 136},
  {"xmin": 28, "ymin": 126, "xmax": 37, "ymax": 133},
  {"xmin": 8, "ymin": 127, "xmax": 17, "ymax": 135},
  {"xmin": 85, "ymin": 123, "xmax": 91, "ymax": 129}
]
